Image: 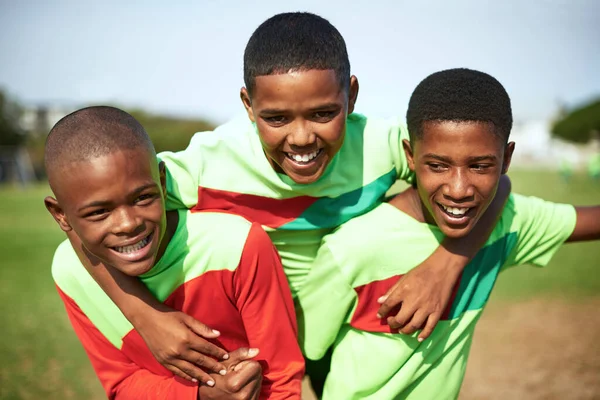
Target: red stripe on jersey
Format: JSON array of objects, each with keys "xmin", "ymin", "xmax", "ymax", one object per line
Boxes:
[
  {"xmin": 350, "ymin": 274, "xmax": 462, "ymax": 333},
  {"xmin": 350, "ymin": 275, "xmax": 402, "ymax": 333},
  {"xmin": 192, "ymin": 187, "xmax": 318, "ymax": 228}
]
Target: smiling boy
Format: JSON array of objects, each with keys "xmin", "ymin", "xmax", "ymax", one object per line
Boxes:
[
  {"xmin": 297, "ymin": 68, "xmax": 600, "ymax": 399},
  {"xmin": 45, "ymin": 106, "xmax": 304, "ymax": 399},
  {"xmin": 69, "ymin": 12, "xmax": 510, "ymax": 387}
]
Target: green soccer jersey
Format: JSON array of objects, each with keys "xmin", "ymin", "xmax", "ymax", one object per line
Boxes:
[
  {"xmin": 158, "ymin": 113, "xmax": 413, "ymax": 297},
  {"xmin": 297, "ymin": 194, "xmax": 576, "ymax": 399}
]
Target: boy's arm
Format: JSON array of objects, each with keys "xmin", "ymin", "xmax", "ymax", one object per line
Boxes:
[
  {"xmin": 56, "ymin": 286, "xmax": 200, "ymax": 400},
  {"xmin": 506, "ymin": 194, "xmax": 587, "ymax": 268},
  {"xmin": 233, "ymin": 223, "xmax": 305, "ymax": 400},
  {"xmin": 57, "ymin": 287, "xmax": 262, "ymax": 400},
  {"xmin": 66, "ymin": 231, "xmax": 229, "ymax": 385},
  {"xmin": 378, "ymin": 175, "xmax": 511, "ymax": 340},
  {"xmin": 567, "ymin": 206, "xmax": 600, "ymax": 242}
]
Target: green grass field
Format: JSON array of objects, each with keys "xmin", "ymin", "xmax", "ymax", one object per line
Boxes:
[{"xmin": 0, "ymin": 170, "xmax": 598, "ymax": 399}]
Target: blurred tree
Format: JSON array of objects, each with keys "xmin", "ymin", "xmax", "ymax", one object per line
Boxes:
[
  {"xmin": 0, "ymin": 90, "xmax": 25, "ymax": 146},
  {"xmin": 128, "ymin": 109, "xmax": 215, "ymax": 153},
  {"xmin": 551, "ymin": 98, "xmax": 600, "ymax": 143}
]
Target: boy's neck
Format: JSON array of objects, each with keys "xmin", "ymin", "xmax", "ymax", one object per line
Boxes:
[
  {"xmin": 154, "ymin": 210, "xmax": 179, "ymax": 264},
  {"xmin": 387, "ymin": 187, "xmax": 436, "ymax": 226}
]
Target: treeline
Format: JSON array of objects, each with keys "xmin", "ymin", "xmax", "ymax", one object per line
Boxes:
[
  {"xmin": 551, "ymin": 98, "xmax": 600, "ymax": 143},
  {"xmin": 127, "ymin": 109, "xmax": 215, "ymax": 153},
  {"xmin": 0, "ymin": 90, "xmax": 216, "ymax": 180}
]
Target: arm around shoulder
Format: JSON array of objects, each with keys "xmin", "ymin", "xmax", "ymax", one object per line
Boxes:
[{"xmin": 65, "ymin": 231, "xmax": 228, "ymax": 384}]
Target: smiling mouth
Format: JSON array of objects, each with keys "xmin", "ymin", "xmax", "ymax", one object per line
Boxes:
[
  {"xmin": 112, "ymin": 231, "xmax": 153, "ymax": 254},
  {"xmin": 285, "ymin": 149, "xmax": 323, "ymax": 165},
  {"xmin": 437, "ymin": 203, "xmax": 475, "ymax": 221}
]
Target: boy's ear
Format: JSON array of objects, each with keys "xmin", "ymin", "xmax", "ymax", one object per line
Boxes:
[
  {"xmin": 402, "ymin": 139, "xmax": 416, "ymax": 171},
  {"xmin": 347, "ymin": 75, "xmax": 359, "ymax": 114},
  {"xmin": 240, "ymin": 87, "xmax": 255, "ymax": 123},
  {"xmin": 44, "ymin": 196, "xmax": 73, "ymax": 232},
  {"xmin": 158, "ymin": 161, "xmax": 167, "ymax": 197},
  {"xmin": 502, "ymin": 142, "xmax": 515, "ymax": 174}
]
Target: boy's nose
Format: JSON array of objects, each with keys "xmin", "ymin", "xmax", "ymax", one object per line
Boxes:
[
  {"xmin": 443, "ymin": 170, "xmax": 475, "ymax": 200},
  {"xmin": 112, "ymin": 208, "xmax": 143, "ymax": 235},
  {"xmin": 287, "ymin": 122, "xmax": 316, "ymax": 147}
]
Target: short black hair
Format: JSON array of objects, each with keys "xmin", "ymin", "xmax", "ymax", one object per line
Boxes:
[
  {"xmin": 45, "ymin": 106, "xmax": 155, "ymax": 188},
  {"xmin": 406, "ymin": 68, "xmax": 513, "ymax": 142},
  {"xmin": 243, "ymin": 12, "xmax": 350, "ymax": 96}
]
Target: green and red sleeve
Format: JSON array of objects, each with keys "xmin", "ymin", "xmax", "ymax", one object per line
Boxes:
[
  {"xmin": 57, "ymin": 287, "xmax": 199, "ymax": 400},
  {"xmin": 56, "ymin": 222, "xmax": 303, "ymax": 400},
  {"xmin": 233, "ymin": 223, "xmax": 305, "ymax": 399}
]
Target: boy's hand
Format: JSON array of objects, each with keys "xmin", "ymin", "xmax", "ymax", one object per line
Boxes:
[
  {"xmin": 376, "ymin": 251, "xmax": 463, "ymax": 341},
  {"xmin": 198, "ymin": 348, "xmax": 262, "ymax": 400},
  {"xmin": 136, "ymin": 307, "xmax": 230, "ymax": 385}
]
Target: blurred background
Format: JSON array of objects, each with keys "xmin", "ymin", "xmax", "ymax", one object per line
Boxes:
[{"xmin": 0, "ymin": 1, "xmax": 598, "ymax": 399}]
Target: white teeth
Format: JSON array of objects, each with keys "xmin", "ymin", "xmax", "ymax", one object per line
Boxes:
[
  {"xmin": 115, "ymin": 234, "xmax": 151, "ymax": 254},
  {"xmin": 441, "ymin": 205, "xmax": 469, "ymax": 216},
  {"xmin": 288, "ymin": 150, "xmax": 319, "ymax": 163}
]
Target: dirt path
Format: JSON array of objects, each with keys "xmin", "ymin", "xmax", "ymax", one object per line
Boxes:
[
  {"xmin": 303, "ymin": 298, "xmax": 600, "ymax": 399},
  {"xmin": 460, "ymin": 298, "xmax": 600, "ymax": 400}
]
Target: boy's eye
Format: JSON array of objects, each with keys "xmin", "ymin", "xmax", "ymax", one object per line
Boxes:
[
  {"xmin": 263, "ymin": 116, "xmax": 286, "ymax": 125},
  {"xmin": 85, "ymin": 209, "xmax": 109, "ymax": 219},
  {"xmin": 427, "ymin": 163, "xmax": 448, "ymax": 172},
  {"xmin": 313, "ymin": 111, "xmax": 335, "ymax": 120},
  {"xmin": 136, "ymin": 193, "xmax": 158, "ymax": 205},
  {"xmin": 471, "ymin": 164, "xmax": 492, "ymax": 172}
]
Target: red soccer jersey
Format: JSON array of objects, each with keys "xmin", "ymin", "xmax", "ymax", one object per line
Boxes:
[{"xmin": 53, "ymin": 211, "xmax": 304, "ymax": 399}]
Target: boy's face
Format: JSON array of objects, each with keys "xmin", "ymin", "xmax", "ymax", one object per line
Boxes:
[
  {"xmin": 45, "ymin": 148, "xmax": 168, "ymax": 276},
  {"xmin": 404, "ymin": 121, "xmax": 514, "ymax": 238},
  {"xmin": 240, "ymin": 69, "xmax": 359, "ymax": 184}
]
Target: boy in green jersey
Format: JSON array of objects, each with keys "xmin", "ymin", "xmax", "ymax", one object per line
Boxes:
[{"xmin": 297, "ymin": 68, "xmax": 600, "ymax": 399}]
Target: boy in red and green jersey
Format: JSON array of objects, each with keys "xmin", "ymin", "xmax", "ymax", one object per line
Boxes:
[
  {"xmin": 45, "ymin": 107, "xmax": 304, "ymax": 400},
  {"xmin": 72, "ymin": 12, "xmax": 510, "ymax": 387},
  {"xmin": 297, "ymin": 68, "xmax": 600, "ymax": 399},
  {"xmin": 160, "ymin": 111, "xmax": 412, "ymax": 295}
]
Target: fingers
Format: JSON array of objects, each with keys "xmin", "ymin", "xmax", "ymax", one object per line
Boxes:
[
  {"xmin": 398, "ymin": 310, "xmax": 428, "ymax": 335},
  {"xmin": 161, "ymin": 341, "xmax": 228, "ymax": 382},
  {"xmin": 226, "ymin": 348, "xmax": 260, "ymax": 367},
  {"xmin": 227, "ymin": 360, "xmax": 263, "ymax": 393},
  {"xmin": 187, "ymin": 351, "xmax": 228, "ymax": 377},
  {"xmin": 170, "ymin": 347, "xmax": 259, "ymax": 384},
  {"xmin": 376, "ymin": 281, "xmax": 403, "ymax": 318},
  {"xmin": 417, "ymin": 312, "xmax": 441, "ymax": 342},
  {"xmin": 164, "ymin": 364, "xmax": 197, "ymax": 383},
  {"xmin": 161, "ymin": 341, "xmax": 227, "ymax": 376},
  {"xmin": 187, "ymin": 338, "xmax": 229, "ymax": 363},
  {"xmin": 184, "ymin": 316, "xmax": 222, "ymax": 339},
  {"xmin": 167, "ymin": 360, "xmax": 218, "ymax": 386},
  {"xmin": 183, "ymin": 316, "xmax": 229, "ymax": 361},
  {"xmin": 386, "ymin": 303, "xmax": 415, "ymax": 330}
]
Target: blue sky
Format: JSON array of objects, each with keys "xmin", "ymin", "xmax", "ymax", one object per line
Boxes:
[{"xmin": 1, "ymin": 0, "xmax": 599, "ymax": 124}]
